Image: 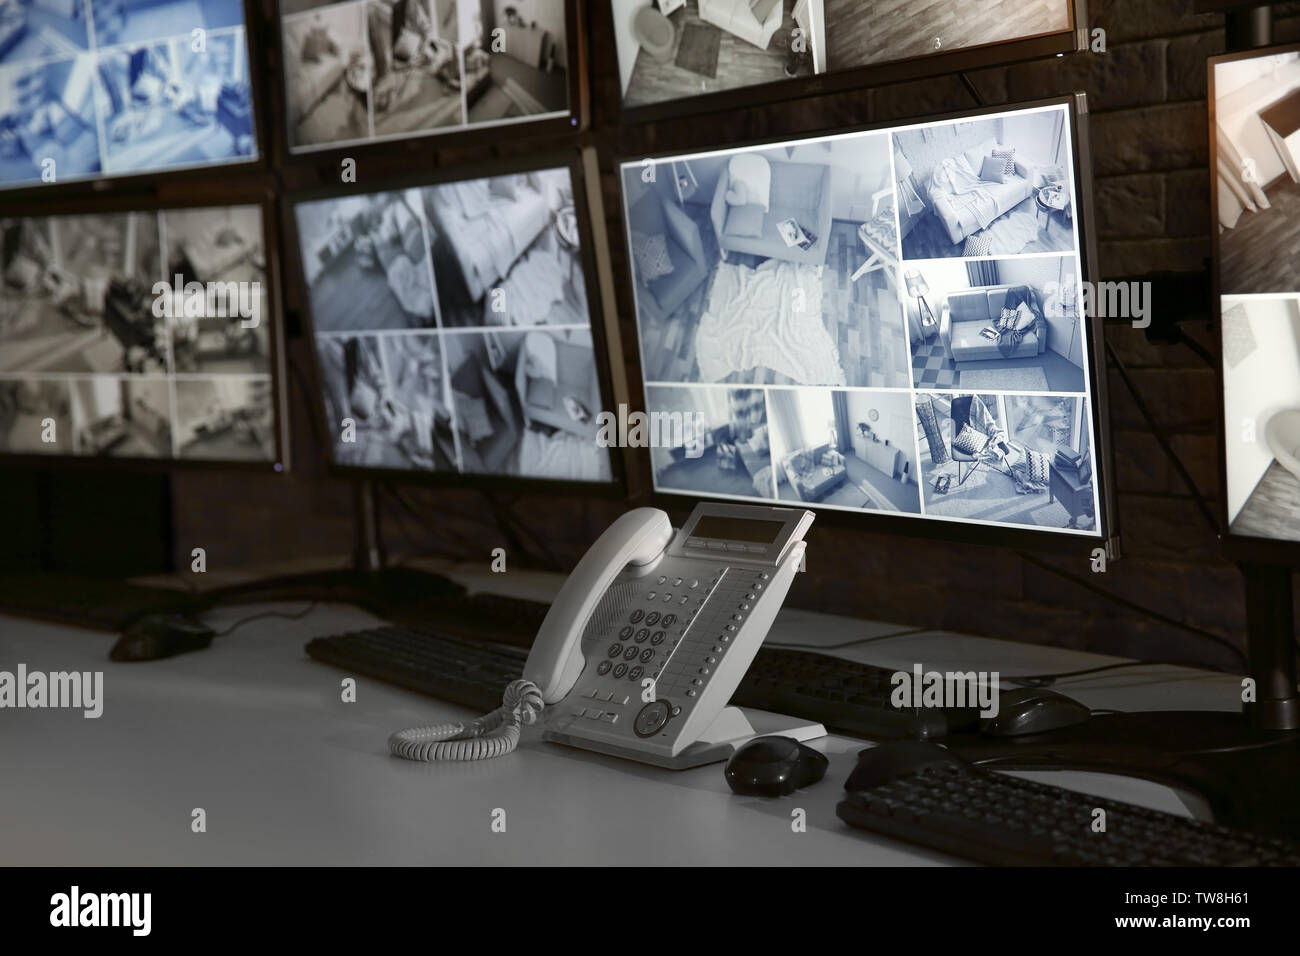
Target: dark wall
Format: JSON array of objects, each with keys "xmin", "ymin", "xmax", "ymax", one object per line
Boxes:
[{"xmin": 171, "ymin": 0, "xmax": 1300, "ymax": 670}]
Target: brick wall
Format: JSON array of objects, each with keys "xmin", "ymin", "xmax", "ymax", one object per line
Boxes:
[{"xmin": 172, "ymin": 1, "xmax": 1300, "ymax": 671}]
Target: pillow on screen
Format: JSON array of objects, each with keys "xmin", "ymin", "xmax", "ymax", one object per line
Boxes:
[
  {"xmin": 979, "ymin": 155, "xmax": 1007, "ymax": 183},
  {"xmin": 631, "ymin": 230, "xmax": 674, "ymax": 285},
  {"xmin": 951, "ymin": 424, "xmax": 987, "ymax": 457},
  {"xmin": 1013, "ymin": 300, "xmax": 1037, "ymax": 331},
  {"xmin": 991, "ymin": 146, "xmax": 1016, "ymax": 176},
  {"xmin": 490, "ymin": 175, "xmax": 520, "ymax": 201},
  {"xmin": 962, "ymin": 139, "xmax": 997, "ymax": 174},
  {"xmin": 725, "ymin": 154, "xmax": 772, "ymax": 210},
  {"xmin": 749, "ymin": 0, "xmax": 781, "ymax": 22},
  {"xmin": 998, "ymin": 307, "xmax": 1018, "ymax": 331},
  {"xmin": 963, "ymin": 233, "xmax": 992, "ymax": 256}
]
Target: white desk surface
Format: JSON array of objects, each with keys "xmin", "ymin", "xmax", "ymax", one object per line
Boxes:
[{"xmin": 0, "ymin": 564, "xmax": 1241, "ymax": 866}]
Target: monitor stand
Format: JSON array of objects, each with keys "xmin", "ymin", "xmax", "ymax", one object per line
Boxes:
[
  {"xmin": 943, "ymin": 562, "xmax": 1300, "ymax": 840},
  {"xmin": 198, "ymin": 480, "xmax": 465, "ymax": 617}
]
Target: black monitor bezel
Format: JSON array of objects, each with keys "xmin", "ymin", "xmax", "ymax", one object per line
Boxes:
[
  {"xmin": 282, "ymin": 147, "xmax": 628, "ymax": 497},
  {"xmin": 270, "ymin": 0, "xmax": 590, "ymax": 172},
  {"xmin": 0, "ymin": 0, "xmax": 269, "ymax": 201},
  {"xmin": 1208, "ymin": 40, "xmax": 1300, "ymax": 568},
  {"xmin": 0, "ymin": 183, "xmax": 291, "ymax": 474},
  {"xmin": 612, "ymin": 92, "xmax": 1120, "ymax": 559},
  {"xmin": 606, "ymin": 0, "xmax": 1088, "ymax": 126}
]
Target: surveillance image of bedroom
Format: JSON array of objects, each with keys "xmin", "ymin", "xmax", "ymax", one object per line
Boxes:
[
  {"xmin": 822, "ymin": 0, "xmax": 1072, "ymax": 73},
  {"xmin": 768, "ymin": 386, "xmax": 921, "ymax": 512},
  {"xmin": 906, "ymin": 254, "xmax": 1087, "ymax": 394},
  {"xmin": 0, "ymin": 211, "xmax": 167, "ymax": 376},
  {"xmin": 646, "ymin": 384, "xmax": 777, "ymax": 500},
  {"xmin": 368, "ymin": 0, "xmax": 464, "ymax": 138},
  {"xmin": 1222, "ymin": 295, "xmax": 1300, "ymax": 542},
  {"xmin": 610, "ymin": 0, "xmax": 826, "ymax": 111},
  {"xmin": 461, "ymin": 0, "xmax": 569, "ymax": 123},
  {"xmin": 1214, "ymin": 49, "xmax": 1300, "ymax": 296},
  {"xmin": 915, "ymin": 391, "xmax": 1097, "ymax": 531},
  {"xmin": 295, "ymin": 189, "xmax": 438, "ymax": 332},
  {"xmin": 424, "ymin": 167, "xmax": 589, "ymax": 328},
  {"xmin": 0, "ymin": 54, "xmax": 102, "ymax": 187},
  {"xmin": 442, "ymin": 327, "xmax": 612, "ymax": 482},
  {"xmin": 893, "ymin": 105, "xmax": 1077, "ymax": 260},
  {"xmin": 281, "ymin": 1, "xmax": 371, "ymax": 149},
  {"xmin": 621, "ymin": 128, "xmax": 908, "ymax": 390},
  {"xmin": 69, "ymin": 376, "xmax": 172, "ymax": 457}
]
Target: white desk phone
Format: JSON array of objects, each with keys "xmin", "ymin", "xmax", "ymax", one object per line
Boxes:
[{"xmin": 390, "ymin": 502, "xmax": 826, "ymax": 769}]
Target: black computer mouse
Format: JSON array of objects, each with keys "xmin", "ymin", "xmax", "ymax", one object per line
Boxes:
[
  {"xmin": 979, "ymin": 687, "xmax": 1092, "ymax": 737},
  {"xmin": 725, "ymin": 736, "xmax": 829, "ymax": 797},
  {"xmin": 110, "ymin": 614, "xmax": 215, "ymax": 662}
]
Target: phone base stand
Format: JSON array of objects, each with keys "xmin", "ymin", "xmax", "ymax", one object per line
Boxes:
[{"xmin": 544, "ymin": 707, "xmax": 826, "ymax": 770}]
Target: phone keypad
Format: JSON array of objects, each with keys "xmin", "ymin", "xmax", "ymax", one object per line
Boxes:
[{"xmin": 572, "ymin": 565, "xmax": 773, "ymax": 735}]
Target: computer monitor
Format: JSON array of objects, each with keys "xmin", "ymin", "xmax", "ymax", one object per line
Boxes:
[
  {"xmin": 0, "ymin": 0, "xmax": 261, "ymax": 193},
  {"xmin": 277, "ymin": 0, "xmax": 583, "ymax": 157},
  {"xmin": 1211, "ymin": 42, "xmax": 1300, "ymax": 566},
  {"xmin": 0, "ymin": 194, "xmax": 287, "ymax": 469},
  {"xmin": 607, "ymin": 0, "xmax": 1087, "ymax": 123},
  {"xmin": 286, "ymin": 150, "xmax": 622, "ymax": 492},
  {"xmin": 616, "ymin": 95, "xmax": 1116, "ymax": 555}
]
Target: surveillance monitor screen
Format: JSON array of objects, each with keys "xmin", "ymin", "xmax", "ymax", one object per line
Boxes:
[
  {"xmin": 280, "ymin": 0, "xmax": 572, "ymax": 154},
  {"xmin": 292, "ymin": 162, "xmax": 617, "ymax": 486},
  {"xmin": 1212, "ymin": 45, "xmax": 1300, "ymax": 545},
  {"xmin": 618, "ymin": 100, "xmax": 1107, "ymax": 540},
  {"xmin": 0, "ymin": 0, "xmax": 259, "ymax": 191},
  {"xmin": 611, "ymin": 0, "xmax": 1079, "ymax": 115},
  {"xmin": 0, "ymin": 203, "xmax": 281, "ymax": 465}
]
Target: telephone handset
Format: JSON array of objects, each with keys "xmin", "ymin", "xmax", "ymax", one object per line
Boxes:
[
  {"xmin": 523, "ymin": 508, "xmax": 674, "ymax": 704},
  {"xmin": 389, "ymin": 502, "xmax": 819, "ymax": 768}
]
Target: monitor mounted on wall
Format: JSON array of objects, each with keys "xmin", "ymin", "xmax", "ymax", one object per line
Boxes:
[
  {"xmin": 0, "ymin": 0, "xmax": 262, "ymax": 195},
  {"xmin": 615, "ymin": 94, "xmax": 1117, "ymax": 556},
  {"xmin": 277, "ymin": 0, "xmax": 585, "ymax": 159},
  {"xmin": 607, "ymin": 0, "xmax": 1088, "ymax": 124},
  {"xmin": 285, "ymin": 149, "xmax": 624, "ymax": 494},
  {"xmin": 0, "ymin": 192, "xmax": 288, "ymax": 470}
]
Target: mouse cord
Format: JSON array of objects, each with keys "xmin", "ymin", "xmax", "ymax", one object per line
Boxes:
[{"xmin": 388, "ymin": 680, "xmax": 545, "ymax": 761}]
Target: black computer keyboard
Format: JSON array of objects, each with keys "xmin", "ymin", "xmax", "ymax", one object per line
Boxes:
[
  {"xmin": 0, "ymin": 573, "xmax": 201, "ymax": 631},
  {"xmin": 413, "ymin": 592, "xmax": 552, "ymax": 648},
  {"xmin": 304, "ymin": 624, "xmax": 983, "ymax": 740},
  {"xmin": 731, "ymin": 647, "xmax": 985, "ymax": 739},
  {"xmin": 306, "ymin": 625, "xmax": 529, "ymax": 712},
  {"xmin": 837, "ymin": 742, "xmax": 1300, "ymax": 866}
]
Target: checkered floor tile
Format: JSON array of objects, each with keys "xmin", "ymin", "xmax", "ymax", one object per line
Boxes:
[{"xmin": 912, "ymin": 341, "xmax": 958, "ymax": 389}]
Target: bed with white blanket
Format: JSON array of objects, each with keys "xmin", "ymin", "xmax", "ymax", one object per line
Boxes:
[
  {"xmin": 423, "ymin": 175, "xmax": 551, "ymax": 303},
  {"xmin": 694, "ymin": 260, "xmax": 845, "ymax": 386}
]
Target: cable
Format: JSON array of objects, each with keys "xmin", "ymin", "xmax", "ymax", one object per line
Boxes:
[
  {"xmin": 210, "ymin": 601, "xmax": 318, "ymax": 638},
  {"xmin": 1104, "ymin": 338, "xmax": 1220, "ymax": 536},
  {"xmin": 958, "ymin": 72, "xmax": 985, "ymax": 107},
  {"xmin": 1017, "ymin": 550, "xmax": 1247, "ymax": 669},
  {"xmin": 765, "ymin": 627, "xmax": 927, "ymax": 650},
  {"xmin": 388, "ymin": 679, "xmax": 544, "ymax": 761}
]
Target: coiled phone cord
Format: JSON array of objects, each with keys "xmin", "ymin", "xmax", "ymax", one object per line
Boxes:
[{"xmin": 388, "ymin": 680, "xmax": 546, "ymax": 761}]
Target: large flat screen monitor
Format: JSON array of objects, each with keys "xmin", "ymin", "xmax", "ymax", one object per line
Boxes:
[
  {"xmin": 1211, "ymin": 43, "xmax": 1300, "ymax": 561},
  {"xmin": 0, "ymin": 198, "xmax": 286, "ymax": 467},
  {"xmin": 287, "ymin": 152, "xmax": 622, "ymax": 490},
  {"xmin": 609, "ymin": 0, "xmax": 1086, "ymax": 122},
  {"xmin": 279, "ymin": 0, "xmax": 580, "ymax": 156},
  {"xmin": 0, "ymin": 0, "xmax": 260, "ymax": 192},
  {"xmin": 617, "ymin": 96, "xmax": 1115, "ymax": 552}
]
